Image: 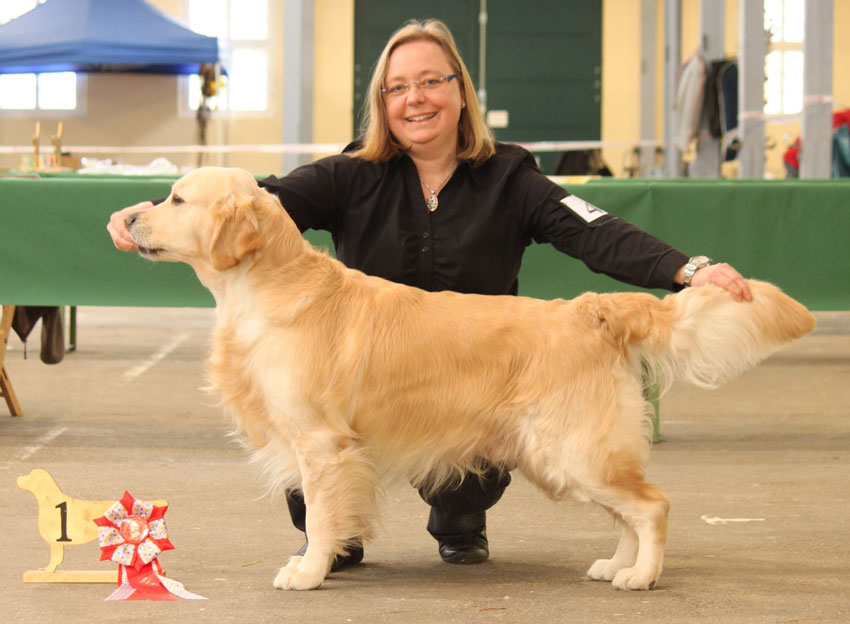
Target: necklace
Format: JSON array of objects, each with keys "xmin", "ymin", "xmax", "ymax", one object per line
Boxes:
[
  {"xmin": 422, "ymin": 181, "xmax": 440, "ymax": 211},
  {"xmin": 421, "ymin": 170, "xmax": 455, "ymax": 212}
]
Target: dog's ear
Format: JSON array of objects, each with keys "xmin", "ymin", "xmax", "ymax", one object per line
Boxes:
[{"xmin": 209, "ymin": 193, "xmax": 263, "ymax": 271}]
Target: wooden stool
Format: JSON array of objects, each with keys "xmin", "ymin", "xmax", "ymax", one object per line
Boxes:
[{"xmin": 1, "ymin": 305, "xmax": 22, "ymax": 416}]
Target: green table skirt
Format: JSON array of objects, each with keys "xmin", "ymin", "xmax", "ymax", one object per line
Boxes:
[{"xmin": 1, "ymin": 176, "xmax": 847, "ymax": 309}]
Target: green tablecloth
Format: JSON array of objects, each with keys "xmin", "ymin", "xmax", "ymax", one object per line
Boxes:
[
  {"xmin": 1, "ymin": 176, "xmax": 847, "ymax": 309},
  {"xmin": 520, "ymin": 179, "xmax": 849, "ymax": 309}
]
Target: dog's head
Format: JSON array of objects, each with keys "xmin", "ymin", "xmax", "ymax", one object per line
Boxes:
[
  {"xmin": 126, "ymin": 167, "xmax": 285, "ymax": 273},
  {"xmin": 16, "ymin": 468, "xmax": 47, "ymax": 492}
]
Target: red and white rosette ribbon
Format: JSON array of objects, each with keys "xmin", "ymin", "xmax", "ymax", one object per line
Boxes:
[{"xmin": 94, "ymin": 491, "xmax": 205, "ymax": 601}]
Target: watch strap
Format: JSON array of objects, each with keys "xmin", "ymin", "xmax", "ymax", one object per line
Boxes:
[{"xmin": 683, "ymin": 255, "xmax": 713, "ymax": 287}]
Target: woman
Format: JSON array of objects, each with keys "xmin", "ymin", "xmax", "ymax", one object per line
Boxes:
[{"xmin": 108, "ymin": 19, "xmax": 751, "ymax": 571}]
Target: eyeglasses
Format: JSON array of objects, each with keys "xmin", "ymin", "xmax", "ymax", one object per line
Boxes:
[{"xmin": 380, "ymin": 74, "xmax": 458, "ymax": 97}]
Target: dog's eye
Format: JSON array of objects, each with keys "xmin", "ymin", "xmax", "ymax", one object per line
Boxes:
[{"xmin": 172, "ymin": 195, "xmax": 184, "ymax": 205}]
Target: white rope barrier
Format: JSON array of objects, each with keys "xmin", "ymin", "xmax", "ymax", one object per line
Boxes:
[
  {"xmin": 0, "ymin": 143, "xmax": 346, "ymax": 155},
  {"xmin": 0, "ymin": 139, "xmax": 664, "ymax": 156},
  {"xmin": 514, "ymin": 139, "xmax": 663, "ymax": 152}
]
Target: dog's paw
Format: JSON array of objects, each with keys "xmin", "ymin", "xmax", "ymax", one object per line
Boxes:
[
  {"xmin": 587, "ymin": 558, "xmax": 624, "ymax": 582},
  {"xmin": 611, "ymin": 566, "xmax": 658, "ymax": 591},
  {"xmin": 273, "ymin": 558, "xmax": 326, "ymax": 591}
]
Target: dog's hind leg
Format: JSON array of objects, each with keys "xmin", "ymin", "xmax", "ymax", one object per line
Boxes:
[
  {"xmin": 586, "ymin": 480, "xmax": 669, "ymax": 590},
  {"xmin": 520, "ymin": 448, "xmax": 666, "ymax": 590},
  {"xmin": 274, "ymin": 436, "xmax": 377, "ymax": 590},
  {"xmin": 586, "ymin": 518, "xmax": 638, "ymax": 582},
  {"xmin": 45, "ymin": 542, "xmax": 65, "ymax": 573}
]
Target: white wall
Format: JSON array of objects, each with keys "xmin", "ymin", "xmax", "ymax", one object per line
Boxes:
[{"xmin": 2, "ymin": 0, "xmax": 846, "ymax": 178}]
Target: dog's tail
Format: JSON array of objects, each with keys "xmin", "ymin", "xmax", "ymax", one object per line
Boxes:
[{"xmin": 596, "ymin": 280, "xmax": 817, "ymax": 390}]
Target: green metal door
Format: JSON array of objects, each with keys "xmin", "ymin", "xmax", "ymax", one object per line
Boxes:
[
  {"xmin": 353, "ymin": 0, "xmax": 480, "ymax": 130},
  {"xmin": 353, "ymin": 0, "xmax": 601, "ymax": 173}
]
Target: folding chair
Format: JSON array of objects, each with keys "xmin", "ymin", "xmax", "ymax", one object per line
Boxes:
[{"xmin": 1, "ymin": 305, "xmax": 22, "ymax": 416}]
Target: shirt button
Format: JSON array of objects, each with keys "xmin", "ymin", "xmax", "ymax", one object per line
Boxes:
[
  {"xmin": 421, "ymin": 246, "xmax": 430, "ymax": 253},
  {"xmin": 422, "ymin": 231, "xmax": 430, "ymax": 239}
]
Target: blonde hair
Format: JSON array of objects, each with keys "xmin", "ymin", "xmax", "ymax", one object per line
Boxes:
[{"xmin": 350, "ymin": 19, "xmax": 495, "ymax": 166}]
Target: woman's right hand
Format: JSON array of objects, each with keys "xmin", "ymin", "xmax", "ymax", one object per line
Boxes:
[{"xmin": 106, "ymin": 201, "xmax": 153, "ymax": 252}]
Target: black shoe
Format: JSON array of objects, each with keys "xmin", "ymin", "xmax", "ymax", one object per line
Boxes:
[
  {"xmin": 438, "ymin": 531, "xmax": 489, "ymax": 564},
  {"xmin": 295, "ymin": 540, "xmax": 364, "ymax": 572}
]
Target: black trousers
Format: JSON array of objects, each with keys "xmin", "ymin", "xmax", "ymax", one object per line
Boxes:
[{"xmin": 285, "ymin": 466, "xmax": 511, "ymax": 542}]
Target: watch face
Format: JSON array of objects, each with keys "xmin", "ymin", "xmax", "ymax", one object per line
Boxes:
[{"xmin": 689, "ymin": 255, "xmax": 711, "ymax": 267}]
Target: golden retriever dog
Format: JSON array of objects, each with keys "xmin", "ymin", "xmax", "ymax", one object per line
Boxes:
[{"xmin": 124, "ymin": 167, "xmax": 816, "ymax": 591}]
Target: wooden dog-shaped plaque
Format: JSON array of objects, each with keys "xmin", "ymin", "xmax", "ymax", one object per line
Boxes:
[{"xmin": 17, "ymin": 469, "xmax": 167, "ymax": 583}]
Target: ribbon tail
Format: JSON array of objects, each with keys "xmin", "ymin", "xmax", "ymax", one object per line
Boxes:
[
  {"xmin": 104, "ymin": 583, "xmax": 137, "ymax": 601},
  {"xmin": 106, "ymin": 562, "xmax": 175, "ymax": 601},
  {"xmin": 155, "ymin": 574, "xmax": 207, "ymax": 600}
]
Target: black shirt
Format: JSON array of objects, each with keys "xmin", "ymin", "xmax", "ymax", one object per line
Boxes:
[{"xmin": 259, "ymin": 143, "xmax": 687, "ymax": 296}]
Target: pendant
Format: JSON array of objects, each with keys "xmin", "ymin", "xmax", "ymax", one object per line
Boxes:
[{"xmin": 426, "ymin": 193, "xmax": 439, "ymax": 212}]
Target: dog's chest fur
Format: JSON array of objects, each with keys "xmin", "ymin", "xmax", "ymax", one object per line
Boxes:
[{"xmin": 206, "ymin": 296, "xmax": 308, "ymax": 449}]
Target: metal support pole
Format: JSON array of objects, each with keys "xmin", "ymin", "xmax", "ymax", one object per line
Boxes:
[
  {"xmin": 738, "ymin": 0, "xmax": 765, "ymax": 179},
  {"xmin": 478, "ymin": 0, "xmax": 488, "ymax": 113},
  {"xmin": 800, "ymin": 0, "xmax": 833, "ymax": 179},
  {"xmin": 690, "ymin": 0, "xmax": 724, "ymax": 178},
  {"xmin": 639, "ymin": 0, "xmax": 657, "ymax": 175},
  {"xmin": 282, "ymin": 0, "xmax": 314, "ymax": 174},
  {"xmin": 664, "ymin": 0, "xmax": 682, "ymax": 177}
]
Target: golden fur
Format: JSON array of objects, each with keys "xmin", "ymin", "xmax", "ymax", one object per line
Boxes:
[{"xmin": 126, "ymin": 167, "xmax": 817, "ymax": 591}]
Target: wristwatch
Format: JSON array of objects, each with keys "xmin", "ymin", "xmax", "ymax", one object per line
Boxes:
[{"xmin": 682, "ymin": 255, "xmax": 713, "ymax": 287}]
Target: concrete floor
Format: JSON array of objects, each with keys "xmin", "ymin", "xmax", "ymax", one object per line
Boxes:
[{"xmin": 1, "ymin": 306, "xmax": 848, "ymax": 623}]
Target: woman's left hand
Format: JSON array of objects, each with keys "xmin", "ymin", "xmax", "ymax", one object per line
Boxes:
[{"xmin": 689, "ymin": 262, "xmax": 753, "ymax": 302}]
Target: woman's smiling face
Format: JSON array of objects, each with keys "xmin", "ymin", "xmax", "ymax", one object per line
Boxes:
[{"xmin": 383, "ymin": 39, "xmax": 465, "ymax": 157}]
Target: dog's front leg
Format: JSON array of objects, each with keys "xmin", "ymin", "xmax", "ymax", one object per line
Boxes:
[
  {"xmin": 273, "ymin": 435, "xmax": 376, "ymax": 591},
  {"xmin": 273, "ymin": 476, "xmax": 335, "ymax": 590},
  {"xmin": 274, "ymin": 529, "xmax": 335, "ymax": 591}
]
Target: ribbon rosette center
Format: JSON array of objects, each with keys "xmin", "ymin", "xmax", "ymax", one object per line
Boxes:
[
  {"xmin": 119, "ymin": 515, "xmax": 150, "ymax": 545},
  {"xmin": 94, "ymin": 491, "xmax": 204, "ymax": 601}
]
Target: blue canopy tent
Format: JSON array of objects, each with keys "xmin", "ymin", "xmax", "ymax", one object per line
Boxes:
[{"xmin": 0, "ymin": 0, "xmax": 224, "ymax": 75}]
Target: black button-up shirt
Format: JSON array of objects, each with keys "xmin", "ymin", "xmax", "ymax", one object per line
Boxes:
[{"xmin": 259, "ymin": 143, "xmax": 687, "ymax": 296}]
